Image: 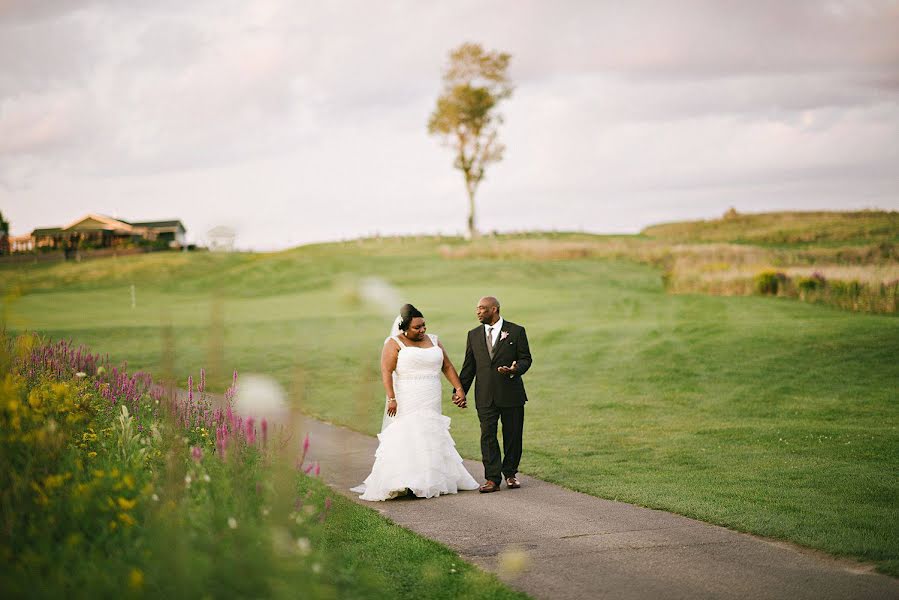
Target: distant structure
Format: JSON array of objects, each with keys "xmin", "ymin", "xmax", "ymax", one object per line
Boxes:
[
  {"xmin": 9, "ymin": 235, "xmax": 34, "ymax": 253},
  {"xmin": 28, "ymin": 214, "xmax": 187, "ymax": 251},
  {"xmin": 207, "ymin": 226, "xmax": 236, "ymax": 252}
]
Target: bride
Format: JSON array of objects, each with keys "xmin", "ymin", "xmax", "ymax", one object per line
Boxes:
[{"xmin": 352, "ymin": 304, "xmax": 480, "ymax": 501}]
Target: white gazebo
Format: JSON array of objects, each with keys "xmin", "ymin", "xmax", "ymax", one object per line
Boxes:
[{"xmin": 207, "ymin": 226, "xmax": 236, "ymax": 252}]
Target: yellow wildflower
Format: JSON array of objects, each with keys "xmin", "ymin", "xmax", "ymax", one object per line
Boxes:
[
  {"xmin": 123, "ymin": 474, "xmax": 135, "ymax": 489},
  {"xmin": 27, "ymin": 390, "xmax": 43, "ymax": 410},
  {"xmin": 87, "ymin": 451, "xmax": 97, "ymax": 458},
  {"xmin": 93, "ymin": 469, "xmax": 105, "ymax": 478},
  {"xmin": 43, "ymin": 474, "xmax": 67, "ymax": 489},
  {"xmin": 30, "ymin": 482, "xmax": 49, "ymax": 506},
  {"xmin": 128, "ymin": 568, "xmax": 144, "ymax": 589},
  {"xmin": 117, "ymin": 497, "xmax": 137, "ymax": 511},
  {"xmin": 118, "ymin": 512, "xmax": 136, "ymax": 527}
]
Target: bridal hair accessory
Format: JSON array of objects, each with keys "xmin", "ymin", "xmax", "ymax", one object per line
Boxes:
[
  {"xmin": 398, "ymin": 304, "xmax": 423, "ymax": 330},
  {"xmin": 390, "ymin": 315, "xmax": 403, "ymax": 337},
  {"xmin": 500, "ymin": 331, "xmax": 510, "ymax": 341}
]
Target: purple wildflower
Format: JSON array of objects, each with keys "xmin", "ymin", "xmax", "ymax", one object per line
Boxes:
[{"xmin": 246, "ymin": 417, "xmax": 256, "ymax": 445}]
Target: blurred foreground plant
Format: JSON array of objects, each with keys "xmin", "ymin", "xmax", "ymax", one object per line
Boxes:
[{"xmin": 0, "ymin": 332, "xmax": 342, "ymax": 599}]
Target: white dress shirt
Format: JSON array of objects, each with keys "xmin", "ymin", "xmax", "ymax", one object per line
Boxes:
[{"xmin": 484, "ymin": 317, "xmax": 504, "ymax": 348}]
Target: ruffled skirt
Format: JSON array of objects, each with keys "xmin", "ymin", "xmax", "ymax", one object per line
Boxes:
[{"xmin": 352, "ymin": 404, "xmax": 479, "ymax": 501}]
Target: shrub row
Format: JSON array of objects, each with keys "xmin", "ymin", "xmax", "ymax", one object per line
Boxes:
[{"xmin": 753, "ymin": 271, "xmax": 897, "ymax": 313}]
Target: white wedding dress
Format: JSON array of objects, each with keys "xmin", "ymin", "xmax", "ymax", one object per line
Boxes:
[{"xmin": 352, "ymin": 333, "xmax": 479, "ymax": 501}]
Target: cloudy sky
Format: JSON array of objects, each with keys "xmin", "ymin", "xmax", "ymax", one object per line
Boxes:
[{"xmin": 2, "ymin": 0, "xmax": 898, "ymax": 250}]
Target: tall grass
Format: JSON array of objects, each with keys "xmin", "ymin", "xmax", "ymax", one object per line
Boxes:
[
  {"xmin": 642, "ymin": 209, "xmax": 899, "ymax": 246},
  {"xmin": 438, "ymin": 236, "xmax": 898, "ymax": 314}
]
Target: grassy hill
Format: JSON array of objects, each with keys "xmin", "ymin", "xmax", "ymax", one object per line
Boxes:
[
  {"xmin": 2, "ymin": 235, "xmax": 898, "ymax": 575},
  {"xmin": 642, "ymin": 209, "xmax": 899, "ymax": 246}
]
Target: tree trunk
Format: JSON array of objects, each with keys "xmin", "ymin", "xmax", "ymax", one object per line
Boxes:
[{"xmin": 465, "ymin": 183, "xmax": 478, "ymax": 240}]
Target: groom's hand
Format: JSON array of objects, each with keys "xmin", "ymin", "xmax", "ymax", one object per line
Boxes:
[
  {"xmin": 452, "ymin": 390, "xmax": 467, "ymax": 409},
  {"xmin": 497, "ymin": 361, "xmax": 518, "ymax": 377}
]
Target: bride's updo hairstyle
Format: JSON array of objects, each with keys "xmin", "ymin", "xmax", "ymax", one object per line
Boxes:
[{"xmin": 398, "ymin": 303, "xmax": 423, "ymax": 331}]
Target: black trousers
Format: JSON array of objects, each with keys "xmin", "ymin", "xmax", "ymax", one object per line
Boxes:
[{"xmin": 477, "ymin": 403, "xmax": 524, "ymax": 484}]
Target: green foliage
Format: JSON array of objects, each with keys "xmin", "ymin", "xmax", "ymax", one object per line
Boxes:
[
  {"xmin": 796, "ymin": 271, "xmax": 826, "ymax": 293},
  {"xmin": 0, "ymin": 212, "xmax": 8, "ymax": 257},
  {"xmin": 113, "ymin": 404, "xmax": 150, "ymax": 467},
  {"xmin": 755, "ymin": 270, "xmax": 787, "ymax": 295},
  {"xmin": 428, "ymin": 43, "xmax": 513, "ymax": 238},
  {"xmin": 755, "ymin": 270, "xmax": 897, "ymax": 313}
]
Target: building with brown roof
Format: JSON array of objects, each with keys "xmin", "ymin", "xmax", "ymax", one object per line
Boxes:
[{"xmin": 30, "ymin": 214, "xmax": 186, "ymax": 251}]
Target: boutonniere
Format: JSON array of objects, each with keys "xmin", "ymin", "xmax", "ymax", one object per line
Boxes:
[{"xmin": 500, "ymin": 331, "xmax": 510, "ymax": 341}]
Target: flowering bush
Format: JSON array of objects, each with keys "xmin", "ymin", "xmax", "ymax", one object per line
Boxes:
[
  {"xmin": 754, "ymin": 270, "xmax": 787, "ymax": 295},
  {"xmin": 797, "ymin": 271, "xmax": 827, "ymax": 293},
  {"xmin": 0, "ymin": 333, "xmax": 335, "ymax": 598}
]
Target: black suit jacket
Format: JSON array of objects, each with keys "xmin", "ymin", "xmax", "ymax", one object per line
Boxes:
[{"xmin": 459, "ymin": 320, "xmax": 532, "ymax": 409}]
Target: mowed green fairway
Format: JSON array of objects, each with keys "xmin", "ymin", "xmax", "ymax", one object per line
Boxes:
[{"xmin": 4, "ymin": 237, "xmax": 898, "ymax": 575}]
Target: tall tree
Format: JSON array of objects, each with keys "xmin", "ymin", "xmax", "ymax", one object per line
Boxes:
[
  {"xmin": 428, "ymin": 43, "xmax": 512, "ymax": 239},
  {"xmin": 0, "ymin": 211, "xmax": 8, "ymax": 256}
]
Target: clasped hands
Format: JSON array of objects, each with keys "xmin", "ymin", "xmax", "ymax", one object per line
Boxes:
[{"xmin": 453, "ymin": 361, "xmax": 519, "ymax": 408}]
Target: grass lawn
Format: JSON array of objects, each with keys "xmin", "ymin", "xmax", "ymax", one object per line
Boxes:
[{"xmin": 3, "ymin": 236, "xmax": 898, "ymax": 576}]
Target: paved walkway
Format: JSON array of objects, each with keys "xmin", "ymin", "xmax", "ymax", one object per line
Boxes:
[{"xmin": 297, "ymin": 414, "xmax": 899, "ymax": 600}]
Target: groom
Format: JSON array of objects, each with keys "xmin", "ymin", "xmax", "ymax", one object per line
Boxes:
[{"xmin": 456, "ymin": 296, "xmax": 532, "ymax": 493}]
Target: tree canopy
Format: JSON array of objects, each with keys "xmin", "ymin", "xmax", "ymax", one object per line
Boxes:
[{"xmin": 428, "ymin": 43, "xmax": 513, "ymax": 239}]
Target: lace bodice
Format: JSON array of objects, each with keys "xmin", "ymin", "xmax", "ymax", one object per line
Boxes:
[{"xmin": 392, "ymin": 334, "xmax": 442, "ymax": 379}]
